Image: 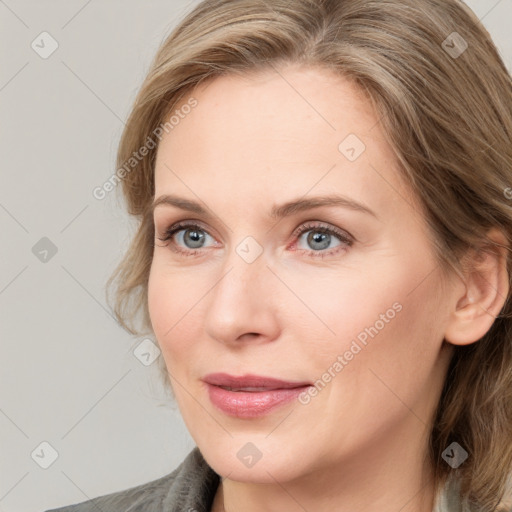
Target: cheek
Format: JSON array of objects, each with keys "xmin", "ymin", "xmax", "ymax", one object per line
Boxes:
[
  {"xmin": 291, "ymin": 258, "xmax": 441, "ymax": 374},
  {"xmin": 148, "ymin": 262, "xmax": 185, "ymax": 348},
  {"xmin": 282, "ymin": 265, "xmax": 405, "ymax": 346},
  {"xmin": 318, "ymin": 269, "xmax": 445, "ymax": 422},
  {"xmin": 147, "ymin": 262, "xmax": 171, "ymax": 340},
  {"xmin": 147, "ymin": 259, "xmax": 210, "ymax": 361}
]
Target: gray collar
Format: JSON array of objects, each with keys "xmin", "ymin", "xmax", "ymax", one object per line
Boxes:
[{"xmin": 161, "ymin": 446, "xmax": 220, "ymax": 511}]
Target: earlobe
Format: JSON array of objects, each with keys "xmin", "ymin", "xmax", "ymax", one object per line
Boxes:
[{"xmin": 444, "ymin": 228, "xmax": 510, "ymax": 346}]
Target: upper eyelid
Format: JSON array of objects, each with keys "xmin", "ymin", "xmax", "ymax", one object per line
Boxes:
[{"xmin": 165, "ymin": 220, "xmax": 216, "ymax": 238}]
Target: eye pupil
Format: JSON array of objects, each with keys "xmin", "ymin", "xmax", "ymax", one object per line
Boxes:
[
  {"xmin": 184, "ymin": 229, "xmax": 205, "ymax": 248},
  {"xmin": 307, "ymin": 231, "xmax": 330, "ymax": 250}
]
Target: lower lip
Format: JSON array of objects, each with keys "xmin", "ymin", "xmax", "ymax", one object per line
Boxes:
[{"xmin": 205, "ymin": 383, "xmax": 311, "ymax": 418}]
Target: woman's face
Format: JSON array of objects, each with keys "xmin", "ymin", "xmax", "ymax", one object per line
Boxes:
[{"xmin": 148, "ymin": 63, "xmax": 458, "ymax": 484}]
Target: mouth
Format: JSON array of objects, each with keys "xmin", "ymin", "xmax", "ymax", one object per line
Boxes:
[
  {"xmin": 202, "ymin": 373, "xmax": 313, "ymax": 418},
  {"xmin": 202, "ymin": 372, "xmax": 311, "ymax": 390},
  {"xmin": 217, "ymin": 386, "xmax": 287, "ymax": 392}
]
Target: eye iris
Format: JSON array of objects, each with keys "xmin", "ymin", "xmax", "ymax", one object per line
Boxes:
[
  {"xmin": 184, "ymin": 228, "xmax": 205, "ymax": 249},
  {"xmin": 307, "ymin": 231, "xmax": 330, "ymax": 250}
]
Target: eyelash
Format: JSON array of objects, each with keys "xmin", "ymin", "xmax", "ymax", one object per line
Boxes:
[{"xmin": 155, "ymin": 221, "xmax": 353, "ymax": 259}]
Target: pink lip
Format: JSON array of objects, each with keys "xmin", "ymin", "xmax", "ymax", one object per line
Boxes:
[{"xmin": 202, "ymin": 373, "xmax": 312, "ymax": 418}]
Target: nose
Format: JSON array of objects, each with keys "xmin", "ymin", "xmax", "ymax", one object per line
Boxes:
[{"xmin": 203, "ymin": 242, "xmax": 281, "ymax": 346}]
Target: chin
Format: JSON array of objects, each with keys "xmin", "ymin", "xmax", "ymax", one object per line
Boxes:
[{"xmin": 197, "ymin": 438, "xmax": 311, "ymax": 483}]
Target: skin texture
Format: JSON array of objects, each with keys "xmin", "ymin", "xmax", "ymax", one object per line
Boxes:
[{"xmin": 147, "ymin": 63, "xmax": 509, "ymax": 512}]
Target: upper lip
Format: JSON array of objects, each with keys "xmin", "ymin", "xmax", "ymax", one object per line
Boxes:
[{"xmin": 202, "ymin": 373, "xmax": 311, "ymax": 390}]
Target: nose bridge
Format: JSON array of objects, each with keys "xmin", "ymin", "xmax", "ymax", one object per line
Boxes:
[
  {"xmin": 214, "ymin": 234, "xmax": 269, "ymax": 303},
  {"xmin": 203, "ymin": 233, "xmax": 279, "ymax": 343}
]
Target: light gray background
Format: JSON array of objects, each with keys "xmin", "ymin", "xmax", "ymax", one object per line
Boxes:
[{"xmin": 0, "ymin": 1, "xmax": 510, "ymax": 511}]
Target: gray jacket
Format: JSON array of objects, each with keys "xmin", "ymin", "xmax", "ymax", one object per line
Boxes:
[
  {"xmin": 44, "ymin": 446, "xmax": 474, "ymax": 512},
  {"xmin": 44, "ymin": 447, "xmax": 220, "ymax": 512}
]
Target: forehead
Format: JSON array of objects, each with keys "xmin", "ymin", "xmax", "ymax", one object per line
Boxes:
[
  {"xmin": 168, "ymin": 64, "xmax": 378, "ymax": 145},
  {"xmin": 153, "ymin": 64, "xmax": 418, "ymax": 216}
]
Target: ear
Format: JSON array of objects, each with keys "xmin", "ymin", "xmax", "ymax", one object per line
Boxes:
[{"xmin": 444, "ymin": 227, "xmax": 510, "ymax": 346}]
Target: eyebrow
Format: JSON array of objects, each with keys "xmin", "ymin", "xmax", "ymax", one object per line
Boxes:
[{"xmin": 151, "ymin": 194, "xmax": 378, "ymax": 219}]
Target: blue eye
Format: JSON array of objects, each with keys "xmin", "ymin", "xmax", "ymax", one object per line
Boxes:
[
  {"xmin": 156, "ymin": 222, "xmax": 215, "ymax": 256},
  {"xmin": 292, "ymin": 222, "xmax": 353, "ymax": 258},
  {"xmin": 156, "ymin": 220, "xmax": 353, "ymax": 259}
]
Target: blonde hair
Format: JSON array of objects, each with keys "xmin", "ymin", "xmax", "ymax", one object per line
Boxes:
[{"xmin": 105, "ymin": 0, "xmax": 512, "ymax": 509}]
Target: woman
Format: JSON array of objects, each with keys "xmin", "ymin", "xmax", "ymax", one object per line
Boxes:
[{"xmin": 46, "ymin": 0, "xmax": 512, "ymax": 510}]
